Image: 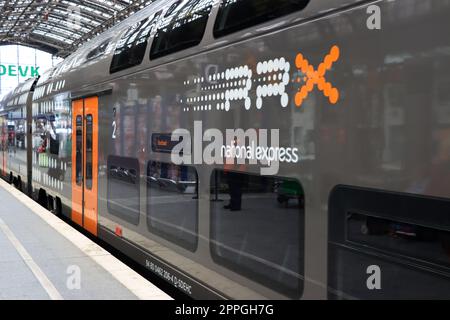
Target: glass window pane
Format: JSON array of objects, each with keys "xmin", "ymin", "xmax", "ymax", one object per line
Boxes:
[
  {"xmin": 213, "ymin": 0, "xmax": 310, "ymax": 38},
  {"xmin": 75, "ymin": 115, "xmax": 83, "ymax": 186},
  {"xmin": 18, "ymin": 46, "xmax": 35, "ymax": 62},
  {"xmin": 47, "ymin": 114, "xmax": 60, "ymax": 156},
  {"xmin": 85, "ymin": 114, "xmax": 93, "ymax": 190},
  {"xmin": 110, "ymin": 11, "xmax": 161, "ymax": 73},
  {"xmin": 210, "ymin": 170, "xmax": 305, "ymax": 298},
  {"xmin": 146, "ymin": 161, "xmax": 198, "ymax": 251},
  {"xmin": 150, "ymin": 0, "xmax": 214, "ymax": 59},
  {"xmin": 107, "ymin": 156, "xmax": 140, "ymax": 225},
  {"xmin": 86, "ymin": 38, "xmax": 112, "ymax": 61},
  {"xmin": 348, "ymin": 213, "xmax": 450, "ymax": 268},
  {"xmin": 329, "ymin": 186, "xmax": 450, "ymax": 299},
  {"xmin": 1, "ymin": 45, "xmax": 18, "ymax": 65}
]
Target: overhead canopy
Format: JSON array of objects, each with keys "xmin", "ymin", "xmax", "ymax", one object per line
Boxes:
[{"xmin": 0, "ymin": 0, "xmax": 155, "ymax": 57}]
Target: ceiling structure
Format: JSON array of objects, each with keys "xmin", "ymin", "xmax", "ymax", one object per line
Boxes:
[{"xmin": 0, "ymin": 0, "xmax": 155, "ymax": 57}]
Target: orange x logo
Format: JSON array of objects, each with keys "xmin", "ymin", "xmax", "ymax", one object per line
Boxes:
[{"xmin": 294, "ymin": 45, "xmax": 340, "ymax": 107}]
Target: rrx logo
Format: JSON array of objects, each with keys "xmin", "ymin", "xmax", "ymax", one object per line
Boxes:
[{"xmin": 182, "ymin": 45, "xmax": 341, "ymax": 113}]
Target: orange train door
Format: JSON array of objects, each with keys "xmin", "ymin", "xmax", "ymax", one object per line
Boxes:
[{"xmin": 71, "ymin": 97, "xmax": 98, "ymax": 236}]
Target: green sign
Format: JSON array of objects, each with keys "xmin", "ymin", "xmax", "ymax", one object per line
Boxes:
[{"xmin": 0, "ymin": 64, "xmax": 40, "ymax": 77}]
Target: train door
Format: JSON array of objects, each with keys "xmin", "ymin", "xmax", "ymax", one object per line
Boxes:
[{"xmin": 71, "ymin": 97, "xmax": 99, "ymax": 236}]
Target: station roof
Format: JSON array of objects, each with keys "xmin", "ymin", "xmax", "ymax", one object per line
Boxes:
[{"xmin": 0, "ymin": 0, "xmax": 155, "ymax": 57}]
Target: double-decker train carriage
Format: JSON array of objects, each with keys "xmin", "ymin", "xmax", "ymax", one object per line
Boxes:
[
  {"xmin": 1, "ymin": 0, "xmax": 450, "ymax": 299},
  {"xmin": 0, "ymin": 78, "xmax": 35, "ymax": 191}
]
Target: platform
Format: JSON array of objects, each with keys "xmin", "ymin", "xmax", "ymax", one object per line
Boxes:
[{"xmin": 0, "ymin": 179, "xmax": 171, "ymax": 300}]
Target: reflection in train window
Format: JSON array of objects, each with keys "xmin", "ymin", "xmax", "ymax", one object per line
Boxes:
[
  {"xmin": 85, "ymin": 115, "xmax": 93, "ymax": 190},
  {"xmin": 110, "ymin": 11, "xmax": 161, "ymax": 73},
  {"xmin": 0, "ymin": 116, "xmax": 8, "ymax": 152},
  {"xmin": 86, "ymin": 38, "xmax": 111, "ymax": 61},
  {"xmin": 146, "ymin": 161, "xmax": 198, "ymax": 251},
  {"xmin": 39, "ymin": 114, "xmax": 60, "ymax": 156},
  {"xmin": 213, "ymin": 0, "xmax": 310, "ymax": 38},
  {"xmin": 347, "ymin": 213, "xmax": 450, "ymax": 269},
  {"xmin": 7, "ymin": 108, "xmax": 27, "ymax": 151},
  {"xmin": 75, "ymin": 116, "xmax": 83, "ymax": 186},
  {"xmin": 4, "ymin": 107, "xmax": 28, "ymax": 178},
  {"xmin": 150, "ymin": 0, "xmax": 214, "ymax": 59},
  {"xmin": 210, "ymin": 170, "xmax": 304, "ymax": 298},
  {"xmin": 107, "ymin": 156, "xmax": 140, "ymax": 225},
  {"xmin": 328, "ymin": 186, "xmax": 450, "ymax": 299},
  {"xmin": 32, "ymin": 104, "xmax": 71, "ymax": 166}
]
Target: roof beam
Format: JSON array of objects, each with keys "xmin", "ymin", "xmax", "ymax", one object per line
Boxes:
[{"xmin": 0, "ymin": 0, "xmax": 157, "ymax": 58}]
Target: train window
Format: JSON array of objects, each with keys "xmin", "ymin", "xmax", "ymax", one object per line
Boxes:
[
  {"xmin": 86, "ymin": 38, "xmax": 111, "ymax": 61},
  {"xmin": 85, "ymin": 115, "xmax": 93, "ymax": 190},
  {"xmin": 75, "ymin": 116, "xmax": 83, "ymax": 186},
  {"xmin": 107, "ymin": 156, "xmax": 140, "ymax": 225},
  {"xmin": 213, "ymin": 0, "xmax": 310, "ymax": 38},
  {"xmin": 110, "ymin": 11, "xmax": 161, "ymax": 74},
  {"xmin": 46, "ymin": 115, "xmax": 59, "ymax": 156},
  {"xmin": 49, "ymin": 134, "xmax": 59, "ymax": 155},
  {"xmin": 210, "ymin": 170, "xmax": 304, "ymax": 298},
  {"xmin": 328, "ymin": 186, "xmax": 450, "ymax": 299},
  {"xmin": 146, "ymin": 161, "xmax": 198, "ymax": 251},
  {"xmin": 150, "ymin": 0, "xmax": 214, "ymax": 60},
  {"xmin": 348, "ymin": 213, "xmax": 450, "ymax": 268}
]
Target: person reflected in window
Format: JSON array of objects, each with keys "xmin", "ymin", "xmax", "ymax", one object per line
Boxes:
[{"xmin": 224, "ymin": 171, "xmax": 243, "ymax": 211}]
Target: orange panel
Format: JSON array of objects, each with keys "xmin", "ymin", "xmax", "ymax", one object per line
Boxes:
[
  {"xmin": 83, "ymin": 96, "xmax": 98, "ymax": 236},
  {"xmin": 71, "ymin": 99, "xmax": 84, "ymax": 227}
]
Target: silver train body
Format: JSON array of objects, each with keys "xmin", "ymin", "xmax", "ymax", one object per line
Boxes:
[{"xmin": 1, "ymin": 0, "xmax": 450, "ymax": 299}]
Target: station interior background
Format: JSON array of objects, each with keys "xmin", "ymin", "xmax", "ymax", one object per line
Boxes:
[{"xmin": 0, "ymin": 45, "xmax": 60, "ymax": 99}]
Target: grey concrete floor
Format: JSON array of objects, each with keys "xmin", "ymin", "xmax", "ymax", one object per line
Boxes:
[{"xmin": 0, "ymin": 185, "xmax": 139, "ymax": 300}]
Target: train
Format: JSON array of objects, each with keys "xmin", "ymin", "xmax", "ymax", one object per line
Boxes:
[{"xmin": 1, "ymin": 0, "xmax": 450, "ymax": 299}]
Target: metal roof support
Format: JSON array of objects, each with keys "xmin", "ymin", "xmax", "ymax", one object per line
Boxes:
[{"xmin": 0, "ymin": 0, "xmax": 156, "ymax": 57}]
